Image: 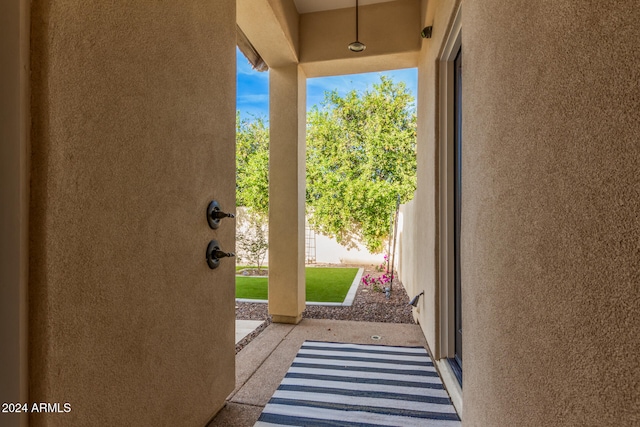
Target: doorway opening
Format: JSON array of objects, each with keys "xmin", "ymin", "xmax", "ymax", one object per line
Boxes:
[
  {"xmin": 451, "ymin": 46, "xmax": 463, "ymax": 384},
  {"xmin": 305, "ymin": 70, "xmax": 417, "ymax": 267}
]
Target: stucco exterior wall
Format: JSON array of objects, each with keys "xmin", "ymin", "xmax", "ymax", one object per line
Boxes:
[
  {"xmin": 463, "ymin": 1, "xmax": 640, "ymax": 425},
  {"xmin": 401, "ymin": 0, "xmax": 459, "ymax": 361},
  {"xmin": 237, "ymin": 0, "xmax": 298, "ymax": 68},
  {"xmin": 29, "ymin": 1, "xmax": 236, "ymax": 425},
  {"xmin": 0, "ymin": 1, "xmax": 29, "ymax": 426},
  {"xmin": 268, "ymin": 64, "xmax": 307, "ymax": 323},
  {"xmin": 402, "ymin": 0, "xmax": 640, "ymax": 424}
]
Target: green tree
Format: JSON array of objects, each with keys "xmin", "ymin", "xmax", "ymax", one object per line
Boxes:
[
  {"xmin": 236, "ymin": 113, "xmax": 269, "ymax": 217},
  {"xmin": 306, "ymin": 76, "xmax": 417, "ymax": 253}
]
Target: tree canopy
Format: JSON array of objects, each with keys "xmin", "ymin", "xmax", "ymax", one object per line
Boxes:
[
  {"xmin": 236, "ymin": 112, "xmax": 269, "ymax": 217},
  {"xmin": 235, "ymin": 76, "xmax": 417, "ymax": 253},
  {"xmin": 305, "ymin": 76, "xmax": 417, "ymax": 252}
]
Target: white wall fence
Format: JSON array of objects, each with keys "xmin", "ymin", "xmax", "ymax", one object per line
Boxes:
[
  {"xmin": 396, "ymin": 198, "xmax": 416, "ymax": 298},
  {"xmin": 235, "ymin": 206, "xmax": 385, "ymax": 266}
]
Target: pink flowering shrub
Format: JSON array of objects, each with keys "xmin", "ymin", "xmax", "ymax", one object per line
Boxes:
[
  {"xmin": 375, "ymin": 253, "xmax": 390, "ymax": 273},
  {"xmin": 363, "ymin": 254, "xmax": 392, "ymax": 292}
]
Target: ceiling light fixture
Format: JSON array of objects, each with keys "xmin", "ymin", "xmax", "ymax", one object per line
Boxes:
[{"xmin": 348, "ymin": 0, "xmax": 366, "ymax": 52}]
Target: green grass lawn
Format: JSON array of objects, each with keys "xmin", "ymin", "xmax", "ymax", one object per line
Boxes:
[{"xmin": 235, "ymin": 267, "xmax": 359, "ymax": 303}]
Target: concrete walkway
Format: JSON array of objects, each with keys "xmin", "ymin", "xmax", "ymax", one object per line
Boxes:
[
  {"xmin": 236, "ymin": 320, "xmax": 265, "ymax": 344},
  {"xmin": 209, "ymin": 319, "xmax": 434, "ymax": 427}
]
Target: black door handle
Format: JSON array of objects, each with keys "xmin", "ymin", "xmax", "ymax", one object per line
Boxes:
[
  {"xmin": 206, "ymin": 240, "xmax": 235, "ymax": 269},
  {"xmin": 207, "ymin": 200, "xmax": 235, "ymax": 229}
]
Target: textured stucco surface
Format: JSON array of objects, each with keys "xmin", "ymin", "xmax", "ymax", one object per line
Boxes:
[
  {"xmin": 400, "ymin": 0, "xmax": 459, "ymax": 361},
  {"xmin": 237, "ymin": 0, "xmax": 298, "ymax": 68},
  {"xmin": 463, "ymin": 1, "xmax": 640, "ymax": 425},
  {"xmin": 268, "ymin": 65, "xmax": 307, "ymax": 323},
  {"xmin": 0, "ymin": 1, "xmax": 29, "ymax": 426},
  {"xmin": 29, "ymin": 1, "xmax": 237, "ymax": 425}
]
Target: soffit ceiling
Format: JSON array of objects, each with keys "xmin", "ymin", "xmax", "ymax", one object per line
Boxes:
[
  {"xmin": 238, "ymin": 0, "xmax": 420, "ymax": 75},
  {"xmin": 293, "ymin": 0, "xmax": 396, "ymax": 14}
]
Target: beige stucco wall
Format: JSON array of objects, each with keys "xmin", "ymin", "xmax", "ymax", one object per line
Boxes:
[
  {"xmin": 267, "ymin": 0, "xmax": 300, "ymax": 58},
  {"xmin": 0, "ymin": 1, "xmax": 29, "ymax": 426},
  {"xmin": 400, "ymin": 0, "xmax": 459, "ymax": 361},
  {"xmin": 29, "ymin": 1, "xmax": 237, "ymax": 425},
  {"xmin": 462, "ymin": 1, "xmax": 640, "ymax": 425},
  {"xmin": 268, "ymin": 64, "xmax": 307, "ymax": 323},
  {"xmin": 237, "ymin": 0, "xmax": 298, "ymax": 68},
  {"xmin": 402, "ymin": 0, "xmax": 640, "ymax": 424}
]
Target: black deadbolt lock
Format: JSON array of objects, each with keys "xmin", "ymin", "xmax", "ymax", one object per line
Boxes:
[
  {"xmin": 207, "ymin": 200, "xmax": 235, "ymax": 229},
  {"xmin": 206, "ymin": 240, "xmax": 235, "ymax": 269}
]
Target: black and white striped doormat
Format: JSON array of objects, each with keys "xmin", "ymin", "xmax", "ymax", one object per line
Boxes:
[{"xmin": 254, "ymin": 340, "xmax": 461, "ymax": 427}]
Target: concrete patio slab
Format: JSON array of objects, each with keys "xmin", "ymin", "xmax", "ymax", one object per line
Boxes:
[
  {"xmin": 236, "ymin": 320, "xmax": 265, "ymax": 344},
  {"xmin": 207, "ymin": 402, "xmax": 263, "ymax": 427},
  {"xmin": 231, "ymin": 332, "xmax": 302, "ymax": 406},
  {"xmin": 234, "ymin": 323, "xmax": 295, "ymax": 398},
  {"xmin": 208, "ymin": 319, "xmax": 431, "ymax": 427}
]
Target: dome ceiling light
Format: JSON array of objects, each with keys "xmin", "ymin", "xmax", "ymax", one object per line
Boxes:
[{"xmin": 348, "ymin": 0, "xmax": 366, "ymax": 52}]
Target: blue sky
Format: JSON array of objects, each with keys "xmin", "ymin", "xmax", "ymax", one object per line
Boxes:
[{"xmin": 237, "ymin": 48, "xmax": 417, "ymax": 121}]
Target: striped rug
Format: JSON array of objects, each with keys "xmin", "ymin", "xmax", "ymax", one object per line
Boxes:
[{"xmin": 255, "ymin": 340, "xmax": 461, "ymax": 427}]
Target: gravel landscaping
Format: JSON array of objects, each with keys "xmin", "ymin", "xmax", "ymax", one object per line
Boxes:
[{"xmin": 235, "ymin": 263, "xmax": 415, "ymax": 353}]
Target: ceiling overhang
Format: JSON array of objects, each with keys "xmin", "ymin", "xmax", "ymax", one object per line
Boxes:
[
  {"xmin": 237, "ymin": 0, "xmax": 421, "ymax": 77},
  {"xmin": 236, "ymin": 0, "xmax": 299, "ymax": 69},
  {"xmin": 298, "ymin": 0, "xmax": 420, "ymax": 77},
  {"xmin": 237, "ymin": 26, "xmax": 268, "ymax": 72},
  {"xmin": 293, "ymin": 0, "xmax": 396, "ymax": 14}
]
